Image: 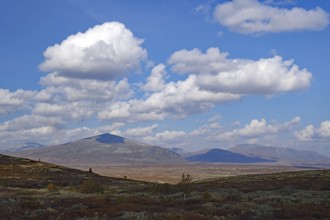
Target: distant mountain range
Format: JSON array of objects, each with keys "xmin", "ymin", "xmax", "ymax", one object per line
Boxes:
[
  {"xmin": 182, "ymin": 144, "xmax": 330, "ymax": 165},
  {"xmin": 185, "ymin": 148, "xmax": 275, "ymax": 163},
  {"xmin": 7, "ymin": 135, "xmax": 330, "ymax": 166},
  {"xmin": 10, "ymin": 133, "xmax": 185, "ymax": 166},
  {"xmin": 0, "ymin": 142, "xmax": 45, "ymax": 153},
  {"xmin": 230, "ymin": 144, "xmax": 330, "ymax": 165}
]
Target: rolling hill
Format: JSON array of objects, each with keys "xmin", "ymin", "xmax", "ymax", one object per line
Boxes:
[{"xmin": 10, "ymin": 133, "xmax": 186, "ymax": 166}]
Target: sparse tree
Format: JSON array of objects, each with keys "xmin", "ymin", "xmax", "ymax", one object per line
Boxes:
[
  {"xmin": 180, "ymin": 173, "xmax": 192, "ymax": 184},
  {"xmin": 178, "ymin": 173, "xmax": 193, "ymax": 199}
]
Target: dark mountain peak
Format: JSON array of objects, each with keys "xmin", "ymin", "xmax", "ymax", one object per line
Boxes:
[
  {"xmin": 82, "ymin": 133, "xmax": 125, "ymax": 144},
  {"xmin": 208, "ymin": 149, "xmax": 228, "ymax": 154},
  {"xmin": 94, "ymin": 133, "xmax": 125, "ymax": 144}
]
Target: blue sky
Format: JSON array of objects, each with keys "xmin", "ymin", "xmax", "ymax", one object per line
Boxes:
[{"xmin": 0, "ymin": 0, "xmax": 329, "ymax": 155}]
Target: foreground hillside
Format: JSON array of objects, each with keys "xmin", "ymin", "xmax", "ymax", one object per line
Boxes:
[{"xmin": 1, "ymin": 154, "xmax": 330, "ymax": 219}]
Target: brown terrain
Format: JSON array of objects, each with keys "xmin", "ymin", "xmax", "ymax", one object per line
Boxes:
[
  {"xmin": 1, "ymin": 153, "xmax": 330, "ymax": 219},
  {"xmin": 85, "ymin": 163, "xmax": 315, "ymax": 183}
]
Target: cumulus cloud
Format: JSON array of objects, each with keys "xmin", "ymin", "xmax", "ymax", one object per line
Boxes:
[
  {"xmin": 295, "ymin": 121, "xmax": 330, "ymax": 141},
  {"xmin": 32, "ymin": 72, "xmax": 133, "ymax": 122},
  {"xmin": 0, "ymin": 115, "xmax": 64, "ymax": 132},
  {"xmin": 169, "ymin": 47, "xmax": 312, "ymax": 95},
  {"xmin": 33, "ymin": 102, "xmax": 94, "ymax": 121},
  {"xmin": 0, "ymin": 115, "xmax": 63, "ymax": 148},
  {"xmin": 217, "ymin": 116, "xmax": 300, "ymax": 140},
  {"xmin": 98, "ymin": 74, "xmax": 241, "ymax": 122},
  {"xmin": 37, "ymin": 73, "xmax": 132, "ymax": 102},
  {"xmin": 190, "ymin": 115, "xmax": 223, "ymax": 139},
  {"xmin": 143, "ymin": 130, "xmax": 187, "ymax": 147},
  {"xmin": 124, "ymin": 124, "xmax": 158, "ymax": 138},
  {"xmin": 98, "ymin": 46, "xmax": 312, "ymax": 123},
  {"xmin": 142, "ymin": 64, "xmax": 167, "ymax": 92},
  {"xmin": 214, "ymin": 0, "xmax": 329, "ymax": 34},
  {"xmin": 0, "ymin": 89, "xmax": 36, "ymax": 114},
  {"xmin": 39, "ymin": 22, "xmax": 147, "ymax": 80},
  {"xmin": 138, "ymin": 75, "xmax": 241, "ymax": 117}
]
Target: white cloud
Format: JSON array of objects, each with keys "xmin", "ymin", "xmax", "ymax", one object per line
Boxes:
[
  {"xmin": 34, "ymin": 46, "xmax": 311, "ymax": 125},
  {"xmin": 124, "ymin": 124, "xmax": 158, "ymax": 138},
  {"xmin": 33, "ymin": 102, "xmax": 94, "ymax": 121},
  {"xmin": 0, "ymin": 89, "xmax": 36, "ymax": 114},
  {"xmin": 142, "ymin": 64, "xmax": 167, "ymax": 92},
  {"xmin": 0, "ymin": 115, "xmax": 64, "ymax": 132},
  {"xmin": 138, "ymin": 75, "xmax": 241, "ymax": 117},
  {"xmin": 169, "ymin": 47, "xmax": 231, "ymax": 75},
  {"xmin": 39, "ymin": 22, "xmax": 147, "ymax": 80},
  {"xmin": 97, "ymin": 45, "xmax": 311, "ymax": 123},
  {"xmin": 169, "ymin": 48, "xmax": 312, "ymax": 95},
  {"xmin": 155, "ymin": 130, "xmax": 186, "ymax": 141},
  {"xmin": 32, "ymin": 73, "xmax": 133, "ymax": 122},
  {"xmin": 319, "ymin": 121, "xmax": 330, "ymax": 138},
  {"xmin": 190, "ymin": 115, "xmax": 223, "ymax": 138},
  {"xmin": 217, "ymin": 117, "xmax": 300, "ymax": 140},
  {"xmin": 143, "ymin": 130, "xmax": 187, "ymax": 147},
  {"xmin": 264, "ymin": 0, "xmax": 295, "ymax": 6},
  {"xmin": 37, "ymin": 73, "xmax": 132, "ymax": 102},
  {"xmin": 98, "ymin": 74, "xmax": 241, "ymax": 122},
  {"xmin": 195, "ymin": 0, "xmax": 217, "ymax": 21},
  {"xmin": 214, "ymin": 0, "xmax": 329, "ymax": 34},
  {"xmin": 98, "ymin": 102, "xmax": 132, "ymax": 121},
  {"xmin": 295, "ymin": 121, "xmax": 330, "ymax": 141}
]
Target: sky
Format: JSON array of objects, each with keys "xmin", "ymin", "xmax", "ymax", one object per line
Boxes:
[{"xmin": 0, "ymin": 0, "xmax": 330, "ymax": 155}]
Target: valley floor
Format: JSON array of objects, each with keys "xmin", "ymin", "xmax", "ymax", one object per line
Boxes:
[{"xmin": 73, "ymin": 163, "xmax": 327, "ymax": 183}]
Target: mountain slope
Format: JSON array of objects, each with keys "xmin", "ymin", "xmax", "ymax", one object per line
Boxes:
[
  {"xmin": 0, "ymin": 153, "xmax": 123, "ymax": 189},
  {"xmin": 185, "ymin": 148, "xmax": 276, "ymax": 163},
  {"xmin": 230, "ymin": 144, "xmax": 330, "ymax": 164},
  {"xmin": 11, "ymin": 133, "xmax": 186, "ymax": 165}
]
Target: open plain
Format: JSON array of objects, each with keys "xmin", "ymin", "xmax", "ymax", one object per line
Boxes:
[{"xmin": 87, "ymin": 163, "xmax": 323, "ymax": 183}]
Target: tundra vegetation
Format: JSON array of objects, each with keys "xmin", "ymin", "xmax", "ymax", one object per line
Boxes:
[{"xmin": 1, "ymin": 154, "xmax": 330, "ymax": 219}]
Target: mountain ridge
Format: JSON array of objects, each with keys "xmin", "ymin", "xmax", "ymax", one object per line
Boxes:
[
  {"xmin": 10, "ymin": 133, "xmax": 186, "ymax": 166},
  {"xmin": 230, "ymin": 144, "xmax": 330, "ymax": 164},
  {"xmin": 185, "ymin": 148, "xmax": 276, "ymax": 163}
]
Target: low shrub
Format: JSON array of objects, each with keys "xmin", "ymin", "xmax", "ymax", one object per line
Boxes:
[
  {"xmin": 79, "ymin": 179, "xmax": 104, "ymax": 194},
  {"xmin": 47, "ymin": 183, "xmax": 57, "ymax": 192}
]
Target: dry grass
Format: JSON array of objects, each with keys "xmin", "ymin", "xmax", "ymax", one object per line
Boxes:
[
  {"xmin": 84, "ymin": 163, "xmax": 312, "ymax": 183},
  {"xmin": 1, "ymin": 154, "xmax": 330, "ymax": 219}
]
